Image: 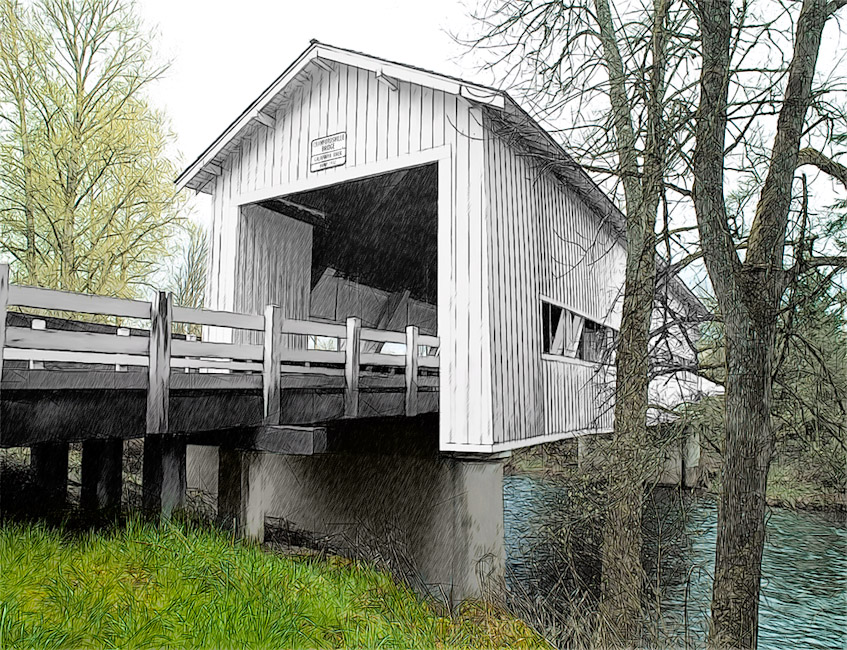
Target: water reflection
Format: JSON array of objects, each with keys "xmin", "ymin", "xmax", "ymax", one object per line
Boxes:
[{"xmin": 503, "ymin": 475, "xmax": 847, "ymax": 649}]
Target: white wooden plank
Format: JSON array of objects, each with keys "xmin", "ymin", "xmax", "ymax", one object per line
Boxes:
[
  {"xmin": 4, "ymin": 327, "xmax": 149, "ymax": 355},
  {"xmin": 365, "ymin": 71, "xmax": 379, "ymax": 165},
  {"xmin": 2, "ymin": 348, "xmax": 149, "ymax": 366},
  {"xmin": 433, "ymin": 90, "xmax": 445, "ymax": 148},
  {"xmin": 282, "ymin": 319, "xmax": 345, "ymax": 338},
  {"xmin": 360, "ymin": 327, "xmax": 404, "ymax": 344},
  {"xmin": 421, "ymin": 86, "xmax": 434, "ymax": 150},
  {"xmin": 355, "ymin": 67, "xmax": 368, "ymax": 167},
  {"xmin": 172, "ymin": 306, "xmax": 264, "ymax": 331},
  {"xmin": 360, "ymin": 352, "xmax": 404, "ymax": 367},
  {"xmin": 8, "ymin": 286, "xmax": 151, "ymax": 319},
  {"xmin": 345, "ymin": 65, "xmax": 358, "ymax": 167},
  {"xmin": 387, "ymin": 76, "xmax": 399, "ymax": 159},
  {"xmin": 418, "ymin": 334, "xmax": 440, "ymax": 347},
  {"xmin": 466, "ymin": 104, "xmax": 484, "ymax": 444},
  {"xmin": 405, "ymin": 325, "xmax": 419, "ymax": 417},
  {"xmin": 409, "ymin": 82, "xmax": 422, "ymax": 154},
  {"xmin": 318, "ymin": 67, "xmax": 330, "ymax": 142},
  {"xmin": 171, "ymin": 339, "xmax": 263, "ymax": 361},
  {"xmin": 171, "ymin": 357, "xmax": 261, "ymax": 372},
  {"xmin": 281, "ymin": 348, "xmax": 345, "ymax": 364},
  {"xmin": 376, "ymin": 76, "xmax": 388, "ymax": 161},
  {"xmin": 398, "ymin": 81, "xmax": 411, "ymax": 157}
]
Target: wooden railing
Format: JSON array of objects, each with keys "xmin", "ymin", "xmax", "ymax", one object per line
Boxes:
[{"xmin": 0, "ymin": 265, "xmax": 440, "ymax": 431}]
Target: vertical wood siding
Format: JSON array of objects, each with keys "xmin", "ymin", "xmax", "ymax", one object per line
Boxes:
[
  {"xmin": 205, "ymin": 60, "xmax": 492, "ymax": 448},
  {"xmin": 483, "ymin": 119, "xmax": 623, "ymax": 444},
  {"xmin": 233, "ymin": 205, "xmax": 312, "ymax": 345}
]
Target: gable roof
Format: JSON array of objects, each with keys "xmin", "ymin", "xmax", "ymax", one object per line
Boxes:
[
  {"xmin": 175, "ymin": 41, "xmax": 708, "ymax": 321},
  {"xmin": 175, "ymin": 40, "xmax": 505, "ymax": 194}
]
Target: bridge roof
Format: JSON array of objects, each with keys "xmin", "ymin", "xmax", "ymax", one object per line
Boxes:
[{"xmin": 175, "ymin": 40, "xmax": 708, "ymax": 321}]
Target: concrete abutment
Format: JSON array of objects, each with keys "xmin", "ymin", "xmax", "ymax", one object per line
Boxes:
[{"xmin": 187, "ymin": 442, "xmax": 507, "ymax": 604}]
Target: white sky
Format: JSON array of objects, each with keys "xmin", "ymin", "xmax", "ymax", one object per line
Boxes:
[
  {"xmin": 135, "ymin": 1, "xmax": 844, "ymax": 303},
  {"xmin": 137, "ymin": 0, "xmax": 483, "ymax": 173}
]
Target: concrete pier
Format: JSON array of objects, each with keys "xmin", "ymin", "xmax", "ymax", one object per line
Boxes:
[{"xmin": 188, "ymin": 439, "xmax": 507, "ymax": 604}]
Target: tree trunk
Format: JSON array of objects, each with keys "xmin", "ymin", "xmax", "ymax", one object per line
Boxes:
[
  {"xmin": 594, "ymin": 0, "xmax": 667, "ymax": 642},
  {"xmin": 601, "ymin": 241, "xmax": 655, "ymax": 641},
  {"xmin": 710, "ymin": 291, "xmax": 775, "ymax": 649}
]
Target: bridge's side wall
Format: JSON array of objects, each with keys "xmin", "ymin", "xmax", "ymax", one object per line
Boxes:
[
  {"xmin": 477, "ymin": 117, "xmax": 625, "ymax": 450},
  {"xmin": 203, "ymin": 59, "xmax": 495, "ymax": 448}
]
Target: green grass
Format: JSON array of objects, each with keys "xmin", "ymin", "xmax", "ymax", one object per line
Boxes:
[{"xmin": 0, "ymin": 519, "xmax": 547, "ymax": 649}]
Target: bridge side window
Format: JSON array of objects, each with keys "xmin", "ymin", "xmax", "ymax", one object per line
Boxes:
[{"xmin": 541, "ymin": 299, "xmax": 615, "ymax": 363}]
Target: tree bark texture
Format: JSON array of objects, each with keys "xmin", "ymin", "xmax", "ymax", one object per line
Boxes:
[{"xmin": 693, "ymin": 0, "xmax": 831, "ymax": 647}]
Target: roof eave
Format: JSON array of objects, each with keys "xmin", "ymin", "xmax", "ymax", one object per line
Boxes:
[{"xmin": 175, "ymin": 41, "xmax": 507, "ymax": 193}]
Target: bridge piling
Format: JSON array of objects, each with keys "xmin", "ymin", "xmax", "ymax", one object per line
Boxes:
[
  {"xmin": 80, "ymin": 438, "xmax": 122, "ymax": 512},
  {"xmin": 30, "ymin": 441, "xmax": 68, "ymax": 509},
  {"xmin": 218, "ymin": 448, "xmax": 264, "ymax": 541},
  {"xmin": 141, "ymin": 291, "xmax": 186, "ymax": 518}
]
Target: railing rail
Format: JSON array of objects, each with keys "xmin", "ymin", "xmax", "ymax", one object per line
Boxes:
[{"xmin": 0, "ymin": 265, "xmax": 440, "ymax": 432}]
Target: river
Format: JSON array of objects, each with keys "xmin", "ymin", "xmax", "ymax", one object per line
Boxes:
[{"xmin": 503, "ymin": 475, "xmax": 847, "ymax": 649}]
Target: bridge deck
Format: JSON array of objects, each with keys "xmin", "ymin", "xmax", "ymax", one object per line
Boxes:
[{"xmin": 0, "ymin": 269, "xmax": 440, "ymax": 449}]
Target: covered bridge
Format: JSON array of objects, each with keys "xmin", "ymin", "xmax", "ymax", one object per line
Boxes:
[{"xmin": 176, "ymin": 40, "xmax": 705, "ymax": 455}]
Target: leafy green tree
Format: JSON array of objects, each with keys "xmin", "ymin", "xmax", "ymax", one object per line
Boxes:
[{"xmin": 0, "ymin": 0, "xmax": 183, "ymax": 298}]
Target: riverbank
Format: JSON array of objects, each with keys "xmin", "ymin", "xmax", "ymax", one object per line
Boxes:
[
  {"xmin": 505, "ymin": 438, "xmax": 847, "ymax": 513},
  {"xmin": 0, "ymin": 518, "xmax": 547, "ymax": 649}
]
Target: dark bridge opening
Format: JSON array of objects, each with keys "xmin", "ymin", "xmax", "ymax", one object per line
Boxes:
[{"xmin": 278, "ymin": 162, "xmax": 439, "ymax": 307}]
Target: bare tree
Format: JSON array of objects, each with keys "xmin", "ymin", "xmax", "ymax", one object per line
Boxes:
[
  {"xmin": 692, "ymin": 0, "xmax": 847, "ymax": 647},
  {"xmin": 465, "ymin": 0, "xmax": 702, "ymax": 643}
]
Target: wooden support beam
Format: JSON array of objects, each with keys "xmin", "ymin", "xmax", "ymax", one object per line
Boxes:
[
  {"xmin": 405, "ymin": 325, "xmax": 419, "ymax": 417},
  {"xmin": 254, "ymin": 112, "xmax": 274, "ymax": 129},
  {"xmin": 81, "ymin": 438, "xmax": 122, "ymax": 512},
  {"xmin": 218, "ymin": 447, "xmax": 264, "ymax": 541},
  {"xmin": 143, "ymin": 436, "xmax": 186, "ymax": 517},
  {"xmin": 0, "ymin": 264, "xmax": 7, "ymax": 439},
  {"xmin": 249, "ymin": 425, "xmax": 327, "ymax": 455},
  {"xmin": 375, "ymin": 69, "xmax": 397, "ymax": 91},
  {"xmin": 263, "ymin": 305, "xmax": 282, "ymax": 425},
  {"xmin": 147, "ymin": 291, "xmax": 171, "ymax": 435},
  {"xmin": 344, "ymin": 317, "xmax": 361, "ymax": 418},
  {"xmin": 218, "ymin": 447, "xmax": 243, "ymax": 532},
  {"xmin": 143, "ymin": 292, "xmax": 185, "ymax": 518},
  {"xmin": 313, "ymin": 57, "xmax": 334, "ymax": 73},
  {"xmin": 30, "ymin": 441, "xmax": 68, "ymax": 508}
]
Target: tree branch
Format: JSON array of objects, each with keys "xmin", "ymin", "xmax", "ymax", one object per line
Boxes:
[{"xmin": 796, "ymin": 147, "xmax": 847, "ymax": 188}]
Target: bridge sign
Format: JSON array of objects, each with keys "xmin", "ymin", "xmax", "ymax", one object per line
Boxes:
[{"xmin": 310, "ymin": 132, "xmax": 347, "ymax": 172}]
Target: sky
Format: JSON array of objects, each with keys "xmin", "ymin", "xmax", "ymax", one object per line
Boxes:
[
  {"xmin": 137, "ymin": 0, "xmax": 484, "ymax": 174},
  {"xmin": 135, "ymin": 0, "xmax": 845, "ymax": 303}
]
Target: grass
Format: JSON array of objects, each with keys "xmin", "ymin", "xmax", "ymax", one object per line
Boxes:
[{"xmin": 0, "ymin": 518, "xmax": 547, "ymax": 650}]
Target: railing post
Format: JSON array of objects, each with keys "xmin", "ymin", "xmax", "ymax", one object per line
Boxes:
[
  {"xmin": 143, "ymin": 291, "xmax": 184, "ymax": 519},
  {"xmin": 344, "ymin": 316, "xmax": 361, "ymax": 418},
  {"xmin": 146, "ymin": 292, "xmax": 171, "ymax": 435},
  {"xmin": 405, "ymin": 325, "xmax": 419, "ymax": 417},
  {"xmin": 263, "ymin": 305, "xmax": 282, "ymax": 425},
  {"xmin": 0, "ymin": 264, "xmax": 8, "ymax": 437}
]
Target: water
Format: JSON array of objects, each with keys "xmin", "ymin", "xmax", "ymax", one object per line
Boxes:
[{"xmin": 503, "ymin": 475, "xmax": 847, "ymax": 649}]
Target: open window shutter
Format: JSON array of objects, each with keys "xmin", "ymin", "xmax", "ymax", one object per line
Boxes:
[
  {"xmin": 565, "ymin": 314, "xmax": 584, "ymax": 357},
  {"xmin": 550, "ymin": 308, "xmax": 567, "ymax": 355}
]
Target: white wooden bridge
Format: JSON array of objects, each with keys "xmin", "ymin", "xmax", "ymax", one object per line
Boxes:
[{"xmin": 0, "ymin": 264, "xmax": 440, "ymax": 515}]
